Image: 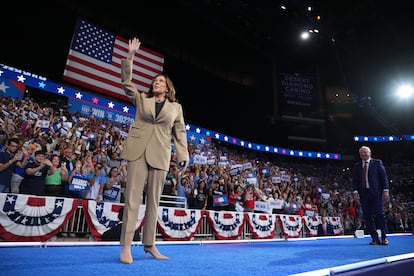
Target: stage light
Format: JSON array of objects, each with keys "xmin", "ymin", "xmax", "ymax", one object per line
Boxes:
[
  {"xmin": 396, "ymin": 84, "xmax": 413, "ymax": 99},
  {"xmin": 301, "ymin": 31, "xmax": 310, "ymax": 40}
]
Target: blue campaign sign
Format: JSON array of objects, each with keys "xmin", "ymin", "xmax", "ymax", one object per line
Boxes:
[
  {"xmin": 69, "ymin": 174, "xmax": 90, "ymax": 193},
  {"xmin": 213, "ymin": 195, "xmax": 229, "ymax": 206}
]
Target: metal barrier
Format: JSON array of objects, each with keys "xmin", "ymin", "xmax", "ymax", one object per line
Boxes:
[
  {"xmin": 59, "ymin": 203, "xmax": 289, "ymax": 240},
  {"xmin": 60, "ymin": 204, "xmax": 89, "ymax": 237}
]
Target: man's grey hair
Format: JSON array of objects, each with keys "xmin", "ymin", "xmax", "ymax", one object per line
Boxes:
[{"xmin": 359, "ymin": 146, "xmax": 371, "ymax": 154}]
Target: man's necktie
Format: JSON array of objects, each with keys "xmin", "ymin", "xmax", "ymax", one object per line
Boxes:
[{"xmin": 362, "ymin": 161, "xmax": 368, "ymax": 188}]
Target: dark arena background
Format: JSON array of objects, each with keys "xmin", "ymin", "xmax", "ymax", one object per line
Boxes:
[{"xmin": 1, "ymin": 1, "xmax": 414, "ymax": 275}]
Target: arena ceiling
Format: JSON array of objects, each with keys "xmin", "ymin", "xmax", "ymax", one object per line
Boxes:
[{"xmin": 3, "ymin": 0, "xmax": 414, "ymax": 153}]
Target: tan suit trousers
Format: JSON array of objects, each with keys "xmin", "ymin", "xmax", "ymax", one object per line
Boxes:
[{"xmin": 120, "ymin": 156, "xmax": 167, "ymax": 246}]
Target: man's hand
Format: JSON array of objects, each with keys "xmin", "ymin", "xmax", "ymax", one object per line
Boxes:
[{"xmin": 383, "ymin": 190, "xmax": 390, "ymax": 202}]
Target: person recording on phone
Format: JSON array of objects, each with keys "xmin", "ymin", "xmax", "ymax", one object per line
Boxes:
[
  {"xmin": 62, "ymin": 148, "xmax": 75, "ymax": 174},
  {"xmin": 45, "ymin": 154, "xmax": 69, "ymax": 196},
  {"xmin": 19, "ymin": 150, "xmax": 53, "ymax": 196},
  {"xmin": 0, "ymin": 138, "xmax": 28, "ymax": 193},
  {"xmin": 11, "ymin": 143, "xmax": 34, "ymax": 194},
  {"xmin": 67, "ymin": 160, "xmax": 87, "ymax": 198},
  {"xmin": 119, "ymin": 37, "xmax": 189, "ymax": 264}
]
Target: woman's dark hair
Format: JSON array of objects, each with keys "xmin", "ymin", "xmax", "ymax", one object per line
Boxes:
[
  {"xmin": 50, "ymin": 154, "xmax": 62, "ymax": 167},
  {"xmin": 147, "ymin": 74, "xmax": 177, "ymax": 102},
  {"xmin": 107, "ymin": 166, "xmax": 119, "ymax": 177}
]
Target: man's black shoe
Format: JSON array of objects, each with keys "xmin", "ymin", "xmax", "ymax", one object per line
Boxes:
[{"xmin": 369, "ymin": 240, "xmax": 380, "ymax": 245}]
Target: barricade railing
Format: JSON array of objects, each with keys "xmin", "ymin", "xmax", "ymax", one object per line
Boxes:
[{"xmin": 59, "ymin": 203, "xmax": 320, "ymax": 240}]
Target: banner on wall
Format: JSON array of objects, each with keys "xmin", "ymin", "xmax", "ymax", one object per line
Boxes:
[
  {"xmin": 279, "ymin": 72, "xmax": 319, "ymax": 114},
  {"xmin": 68, "ymin": 99, "xmax": 135, "ymax": 125},
  {"xmin": 0, "ymin": 76, "xmax": 25, "ymax": 99}
]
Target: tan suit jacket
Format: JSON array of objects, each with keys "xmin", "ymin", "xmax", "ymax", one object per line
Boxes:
[{"xmin": 120, "ymin": 59, "xmax": 189, "ymax": 170}]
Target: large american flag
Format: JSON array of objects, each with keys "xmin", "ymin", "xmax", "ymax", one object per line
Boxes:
[{"xmin": 63, "ymin": 17, "xmax": 164, "ymax": 101}]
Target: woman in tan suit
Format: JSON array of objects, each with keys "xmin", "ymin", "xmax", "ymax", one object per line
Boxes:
[{"xmin": 120, "ymin": 37, "xmax": 189, "ymax": 264}]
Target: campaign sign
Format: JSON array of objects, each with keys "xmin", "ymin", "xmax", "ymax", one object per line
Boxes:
[
  {"xmin": 272, "ymin": 176, "xmax": 281, "ymax": 183},
  {"xmin": 281, "ymin": 174, "xmax": 291, "ymax": 182},
  {"xmin": 243, "ymin": 162, "xmax": 252, "ymax": 170},
  {"xmin": 69, "ymin": 174, "xmax": 89, "ymax": 193},
  {"xmin": 213, "ymin": 194, "xmax": 229, "ymax": 206},
  {"xmin": 103, "ymin": 186, "xmax": 120, "ymax": 201},
  {"xmin": 229, "ymin": 165, "xmax": 242, "ymax": 176},
  {"xmin": 246, "ymin": 177, "xmax": 257, "ymax": 186},
  {"xmin": 235, "ymin": 202, "xmax": 244, "ymax": 212},
  {"xmin": 254, "ymin": 201, "xmax": 268, "ymax": 212},
  {"xmin": 269, "ymin": 199, "xmax": 283, "ymax": 209},
  {"xmin": 193, "ymin": 154, "xmax": 207, "ymax": 165},
  {"xmin": 207, "ymin": 158, "xmax": 216, "ymax": 165}
]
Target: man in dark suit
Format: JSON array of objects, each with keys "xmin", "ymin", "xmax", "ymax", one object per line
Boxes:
[
  {"xmin": 102, "ymin": 207, "xmax": 140, "ymax": 241},
  {"xmin": 352, "ymin": 146, "xmax": 390, "ymax": 245}
]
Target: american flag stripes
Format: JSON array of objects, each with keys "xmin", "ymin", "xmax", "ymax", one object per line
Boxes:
[{"xmin": 63, "ymin": 18, "xmax": 164, "ymax": 101}]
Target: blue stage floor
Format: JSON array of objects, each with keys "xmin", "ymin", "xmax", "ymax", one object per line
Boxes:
[{"xmin": 1, "ymin": 234, "xmax": 413, "ymax": 276}]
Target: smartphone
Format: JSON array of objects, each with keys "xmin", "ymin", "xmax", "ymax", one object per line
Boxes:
[{"xmin": 16, "ymin": 151, "xmax": 24, "ymax": 160}]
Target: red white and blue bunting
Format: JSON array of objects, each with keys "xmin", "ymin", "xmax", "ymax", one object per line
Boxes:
[
  {"xmin": 157, "ymin": 207, "xmax": 205, "ymax": 241},
  {"xmin": 0, "ymin": 194, "xmax": 343, "ymax": 241},
  {"xmin": 278, "ymin": 215, "xmax": 303, "ymax": 238},
  {"xmin": 83, "ymin": 200, "xmax": 145, "ymax": 240},
  {"xmin": 302, "ymin": 216, "xmax": 321, "ymax": 237},
  {"xmin": 0, "ymin": 193, "xmax": 80, "ymax": 242},
  {"xmin": 206, "ymin": 211, "xmax": 245, "ymax": 240},
  {"xmin": 245, "ymin": 213, "xmax": 277, "ymax": 239},
  {"xmin": 327, "ymin": 216, "xmax": 343, "ymax": 236}
]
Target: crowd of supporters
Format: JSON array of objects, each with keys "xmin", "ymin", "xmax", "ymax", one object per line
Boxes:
[{"xmin": 0, "ymin": 95, "xmax": 413, "ymax": 236}]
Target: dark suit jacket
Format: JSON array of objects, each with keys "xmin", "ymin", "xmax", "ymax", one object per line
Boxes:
[
  {"xmin": 352, "ymin": 158, "xmax": 389, "ymax": 196},
  {"xmin": 101, "ymin": 222, "xmax": 140, "ymax": 241}
]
